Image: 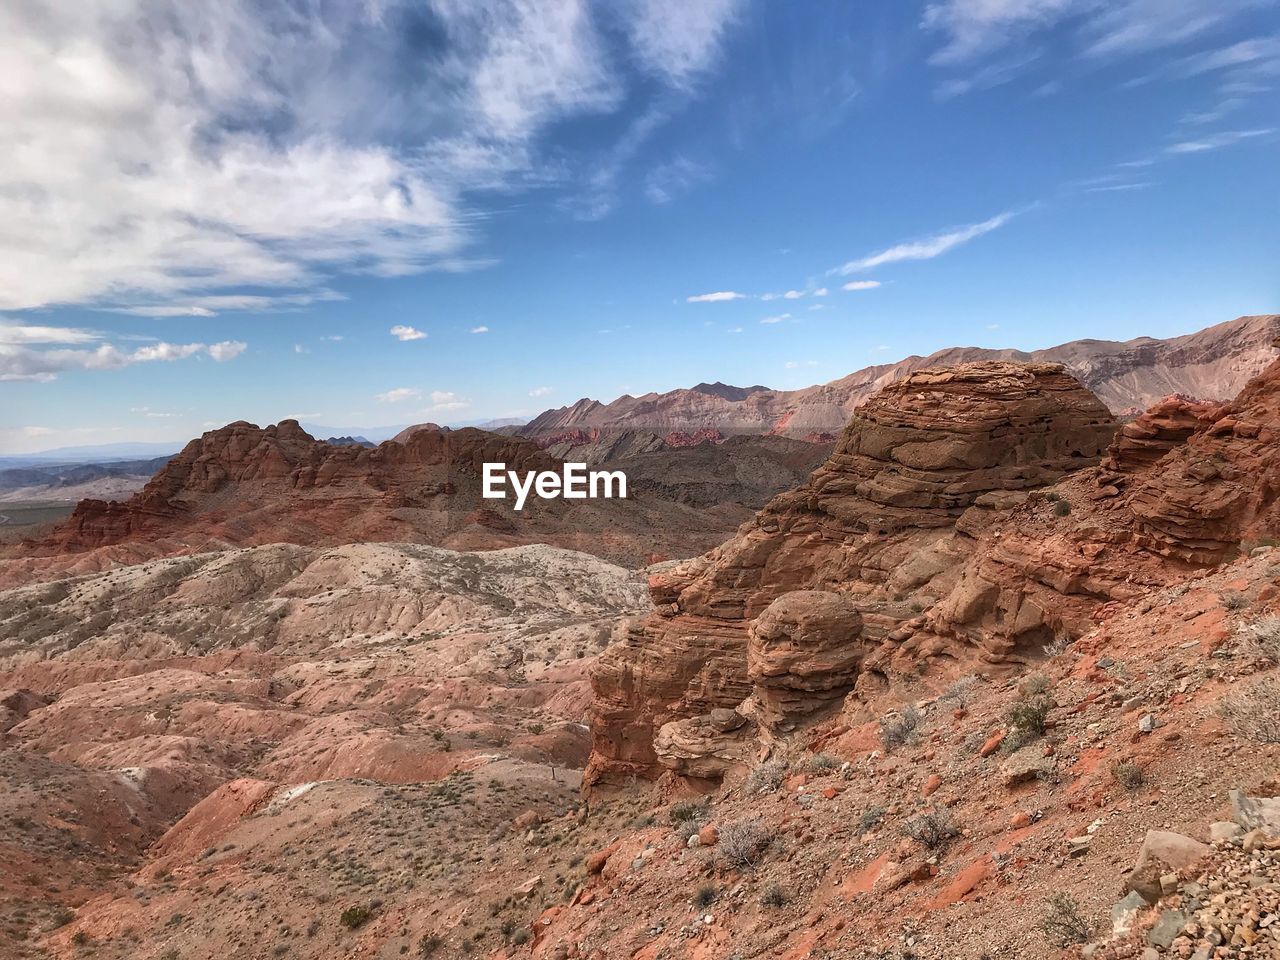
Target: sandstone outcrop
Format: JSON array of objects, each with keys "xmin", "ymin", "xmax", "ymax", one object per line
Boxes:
[{"xmin": 586, "ymin": 361, "xmax": 1117, "ymax": 788}]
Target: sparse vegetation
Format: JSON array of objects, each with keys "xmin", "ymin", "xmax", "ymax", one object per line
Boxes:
[
  {"xmin": 340, "ymin": 904, "xmax": 373, "ymax": 929},
  {"xmin": 1238, "ymin": 616, "xmax": 1280, "ymax": 663},
  {"xmin": 940, "ymin": 675, "xmax": 978, "ymax": 708},
  {"xmin": 879, "ymin": 705, "xmax": 921, "ymax": 750},
  {"xmin": 1222, "ymin": 591, "xmax": 1249, "ymax": 611},
  {"xmin": 1041, "ymin": 893, "xmax": 1091, "ymax": 947},
  {"xmin": 1052, "ymin": 499, "xmax": 1071, "ymax": 516},
  {"xmin": 1111, "ymin": 761, "xmax": 1145, "ymax": 792},
  {"xmin": 744, "ymin": 758, "xmax": 788, "ymax": 794},
  {"xmin": 418, "ymin": 934, "xmax": 443, "ymax": 955},
  {"xmin": 717, "ymin": 818, "xmax": 770, "ymax": 869},
  {"xmin": 1006, "ymin": 696, "xmax": 1051, "ymax": 744},
  {"xmin": 806, "ymin": 752, "xmax": 838, "ymax": 773},
  {"xmin": 760, "ymin": 882, "xmax": 788, "ymax": 907},
  {"xmin": 693, "ymin": 883, "xmax": 718, "ymax": 908},
  {"xmin": 902, "ymin": 810, "xmax": 957, "ymax": 850},
  {"xmin": 858, "ymin": 805, "xmax": 887, "ymax": 833},
  {"xmin": 1218, "ymin": 676, "xmax": 1280, "ymax": 743}
]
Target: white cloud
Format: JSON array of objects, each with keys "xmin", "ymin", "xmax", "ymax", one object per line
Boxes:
[
  {"xmin": 320, "ymin": 335, "xmax": 344, "ymax": 342},
  {"xmin": 424, "ymin": 390, "xmax": 470, "ymax": 413},
  {"xmin": 1166, "ymin": 128, "xmax": 1274, "ymax": 154},
  {"xmin": 760, "ymin": 313, "xmax": 792, "ymax": 325},
  {"xmin": 687, "ymin": 290, "xmax": 747, "ymax": 303},
  {"xmin": 470, "ymin": 326, "xmax": 490, "ymax": 334},
  {"xmin": 727, "ymin": 326, "xmax": 744, "ymax": 334},
  {"xmin": 294, "ymin": 344, "xmax": 309, "ymax": 354},
  {"xmin": 622, "ymin": 0, "xmax": 745, "ymax": 88},
  {"xmin": 0, "ymin": 339, "xmax": 245, "ymax": 382},
  {"xmin": 922, "ymin": 0, "xmax": 1266, "ymax": 66},
  {"xmin": 782, "ymin": 290, "xmax": 804, "ymax": 299},
  {"xmin": 785, "ymin": 360, "xmax": 819, "ymax": 369},
  {"xmin": 207, "ymin": 341, "xmax": 246, "ymax": 362},
  {"xmin": 390, "ymin": 325, "xmax": 427, "ymax": 342},
  {"xmin": 812, "ymin": 287, "xmax": 829, "ymax": 296},
  {"xmin": 377, "ymin": 387, "xmax": 422, "ymax": 404},
  {"xmin": 842, "ymin": 280, "xmax": 883, "ymax": 291},
  {"xmin": 834, "ymin": 212, "xmax": 1016, "ymax": 275},
  {"xmin": 528, "ymin": 386, "xmax": 553, "ymax": 397},
  {"xmin": 644, "ymin": 155, "xmax": 713, "ymax": 204},
  {"xmin": 0, "ymin": 323, "xmax": 101, "ymax": 344},
  {"xmin": 0, "ymin": 1, "xmax": 742, "ymax": 312}
]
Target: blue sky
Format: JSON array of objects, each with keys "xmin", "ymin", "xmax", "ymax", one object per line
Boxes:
[{"xmin": 2, "ymin": 0, "xmax": 1278, "ymax": 453}]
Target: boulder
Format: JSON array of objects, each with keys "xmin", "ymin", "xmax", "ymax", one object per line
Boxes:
[{"xmin": 1124, "ymin": 831, "xmax": 1211, "ymax": 903}]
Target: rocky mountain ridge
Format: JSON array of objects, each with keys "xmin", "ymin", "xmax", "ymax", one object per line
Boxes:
[{"xmin": 521, "ymin": 314, "xmax": 1280, "ymax": 443}]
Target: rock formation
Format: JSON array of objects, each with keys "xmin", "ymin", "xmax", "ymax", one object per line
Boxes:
[
  {"xmin": 586, "ymin": 361, "xmax": 1117, "ymax": 788},
  {"xmin": 523, "ymin": 314, "xmax": 1278, "ymax": 442}
]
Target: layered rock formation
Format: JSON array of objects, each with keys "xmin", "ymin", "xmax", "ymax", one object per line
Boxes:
[
  {"xmin": 8, "ymin": 422, "xmax": 825, "ymax": 579},
  {"xmin": 585, "ymin": 361, "xmax": 1117, "ymax": 788},
  {"xmin": 523, "ymin": 314, "xmax": 1279, "ymax": 442}
]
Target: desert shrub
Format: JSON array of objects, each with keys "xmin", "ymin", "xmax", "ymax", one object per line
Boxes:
[
  {"xmin": 1006, "ymin": 697, "xmax": 1051, "ymax": 742},
  {"xmin": 1218, "ymin": 677, "xmax": 1280, "ymax": 743},
  {"xmin": 1041, "ymin": 894, "xmax": 1090, "ymax": 947},
  {"xmin": 760, "ymin": 882, "xmax": 788, "ymax": 907},
  {"xmin": 1222, "ymin": 592, "xmax": 1249, "ymax": 611},
  {"xmin": 693, "ymin": 884, "xmax": 718, "ymax": 908},
  {"xmin": 511, "ymin": 930, "xmax": 530, "ymax": 946},
  {"xmin": 940, "ymin": 675, "xmax": 978, "ymax": 708},
  {"xmin": 1052, "ymin": 500, "xmax": 1071, "ymax": 517},
  {"xmin": 1019, "ymin": 672, "xmax": 1050, "ymax": 696},
  {"xmin": 1044, "ymin": 491, "xmax": 1061, "ymax": 502},
  {"xmin": 807, "ymin": 752, "xmax": 838, "ymax": 773},
  {"xmin": 71, "ymin": 931, "xmax": 91, "ymax": 947},
  {"xmin": 880, "ymin": 705, "xmax": 921, "ymax": 750},
  {"xmin": 744, "ymin": 758, "xmax": 788, "ymax": 794},
  {"xmin": 718, "ymin": 818, "xmax": 770, "ymax": 869},
  {"xmin": 1111, "ymin": 761, "xmax": 1145, "ymax": 792},
  {"xmin": 902, "ymin": 810, "xmax": 957, "ymax": 850},
  {"xmin": 340, "ymin": 905, "xmax": 373, "ymax": 929},
  {"xmin": 1238, "ymin": 617, "xmax": 1280, "ymax": 664},
  {"xmin": 669, "ymin": 800, "xmax": 708, "ymax": 825},
  {"xmin": 858, "ymin": 805, "xmax": 887, "ymax": 833}
]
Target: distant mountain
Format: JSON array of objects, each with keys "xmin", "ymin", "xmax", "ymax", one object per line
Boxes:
[
  {"xmin": 323, "ymin": 436, "xmax": 375, "ymax": 448},
  {"xmin": 521, "ymin": 314, "xmax": 1280, "ymax": 442},
  {"xmin": 0, "ymin": 442, "xmax": 182, "ymax": 465}
]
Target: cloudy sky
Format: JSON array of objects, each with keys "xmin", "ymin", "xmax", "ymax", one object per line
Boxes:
[{"xmin": 2, "ymin": 0, "xmax": 1277, "ymax": 452}]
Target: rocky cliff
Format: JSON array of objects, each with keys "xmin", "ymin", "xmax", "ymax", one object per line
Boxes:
[
  {"xmin": 586, "ymin": 355, "xmax": 1280, "ymax": 791},
  {"xmin": 585, "ymin": 361, "xmax": 1117, "ymax": 788}
]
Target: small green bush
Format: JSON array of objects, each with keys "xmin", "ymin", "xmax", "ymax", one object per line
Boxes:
[{"xmin": 340, "ymin": 905, "xmax": 373, "ymax": 930}]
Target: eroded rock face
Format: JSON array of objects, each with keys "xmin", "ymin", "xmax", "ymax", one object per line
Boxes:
[
  {"xmin": 586, "ymin": 361, "xmax": 1117, "ymax": 788},
  {"xmin": 747, "ymin": 591, "xmax": 866, "ymax": 732}
]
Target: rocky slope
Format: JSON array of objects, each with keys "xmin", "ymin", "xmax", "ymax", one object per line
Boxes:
[
  {"xmin": 521, "ymin": 314, "xmax": 1280, "ymax": 442},
  {"xmin": 586, "ymin": 352, "xmax": 1280, "ymax": 791},
  {"xmin": 0, "ymin": 542, "xmax": 650, "ymax": 960}
]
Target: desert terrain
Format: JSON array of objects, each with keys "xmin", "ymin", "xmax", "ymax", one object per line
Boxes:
[{"xmin": 2, "ymin": 336, "xmax": 1279, "ymax": 960}]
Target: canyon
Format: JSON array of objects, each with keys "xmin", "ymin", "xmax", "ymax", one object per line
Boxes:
[{"xmin": 1, "ymin": 323, "xmax": 1278, "ymax": 960}]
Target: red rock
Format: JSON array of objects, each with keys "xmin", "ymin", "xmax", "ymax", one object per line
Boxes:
[
  {"xmin": 697, "ymin": 825, "xmax": 719, "ymax": 846},
  {"xmin": 922, "ymin": 774, "xmax": 942, "ymax": 797},
  {"xmin": 1010, "ymin": 812, "xmax": 1033, "ymax": 829},
  {"xmin": 979, "ymin": 732, "xmax": 1005, "ymax": 757}
]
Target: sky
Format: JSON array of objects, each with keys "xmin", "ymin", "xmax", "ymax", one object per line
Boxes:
[{"xmin": 2, "ymin": 0, "xmax": 1278, "ymax": 453}]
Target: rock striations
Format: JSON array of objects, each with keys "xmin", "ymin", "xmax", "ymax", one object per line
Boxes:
[
  {"xmin": 585, "ymin": 361, "xmax": 1117, "ymax": 788},
  {"xmin": 586, "ymin": 356, "xmax": 1280, "ymax": 791}
]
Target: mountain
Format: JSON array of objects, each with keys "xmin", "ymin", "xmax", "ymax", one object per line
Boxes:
[
  {"xmin": 2, "ymin": 422, "xmax": 828, "ymax": 584},
  {"xmin": 521, "ymin": 314, "xmax": 1280, "ymax": 443},
  {"xmin": 0, "ymin": 457, "xmax": 173, "ymax": 503}
]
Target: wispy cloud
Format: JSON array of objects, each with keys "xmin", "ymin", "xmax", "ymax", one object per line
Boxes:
[
  {"xmin": 760, "ymin": 313, "xmax": 792, "ymax": 325},
  {"xmin": 376, "ymin": 387, "xmax": 422, "ymax": 404},
  {"xmin": 644, "ymin": 155, "xmax": 713, "ymax": 204},
  {"xmin": 470, "ymin": 326, "xmax": 490, "ymax": 334},
  {"xmin": 528, "ymin": 386, "xmax": 553, "ymax": 397},
  {"xmin": 0, "ymin": 323, "xmax": 101, "ymax": 345},
  {"xmin": 423, "ymin": 390, "xmax": 469, "ymax": 414},
  {"xmin": 841, "ymin": 280, "xmax": 883, "ymax": 291},
  {"xmin": 0, "ymin": 338, "xmax": 245, "ymax": 382},
  {"xmin": 0, "ymin": 1, "xmax": 742, "ymax": 312},
  {"xmin": 834, "ymin": 212, "xmax": 1016, "ymax": 275},
  {"xmin": 1166, "ymin": 128, "xmax": 1274, "ymax": 153},
  {"xmin": 687, "ymin": 290, "xmax": 747, "ymax": 303},
  {"xmin": 390, "ymin": 325, "xmax": 427, "ymax": 342}
]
